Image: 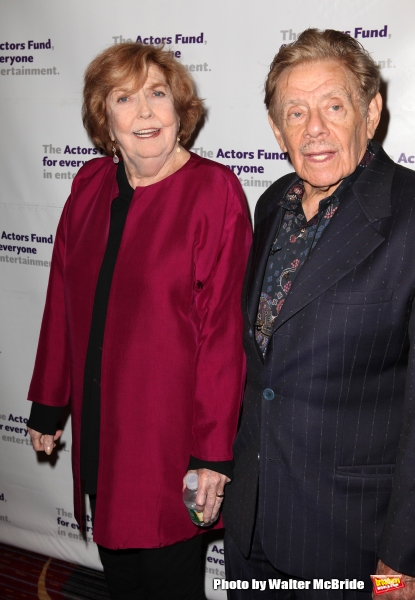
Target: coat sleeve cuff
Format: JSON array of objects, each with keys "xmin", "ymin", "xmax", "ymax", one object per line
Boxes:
[
  {"xmin": 187, "ymin": 455, "xmax": 234, "ymax": 480},
  {"xmin": 27, "ymin": 402, "xmax": 64, "ymax": 435}
]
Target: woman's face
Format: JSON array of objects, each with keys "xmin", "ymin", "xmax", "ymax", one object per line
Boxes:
[{"xmin": 106, "ymin": 65, "xmax": 180, "ymax": 168}]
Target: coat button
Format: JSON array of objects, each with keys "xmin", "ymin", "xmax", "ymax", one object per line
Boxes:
[
  {"xmin": 263, "ymin": 388, "xmax": 275, "ymax": 401},
  {"xmin": 249, "ymin": 328, "xmax": 253, "ymax": 338}
]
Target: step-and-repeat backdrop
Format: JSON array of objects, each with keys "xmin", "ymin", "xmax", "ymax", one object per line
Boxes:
[{"xmin": 1, "ymin": 1, "xmax": 414, "ymax": 597}]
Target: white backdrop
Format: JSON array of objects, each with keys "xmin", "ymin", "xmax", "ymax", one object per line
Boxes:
[{"xmin": 1, "ymin": 1, "xmax": 414, "ymax": 597}]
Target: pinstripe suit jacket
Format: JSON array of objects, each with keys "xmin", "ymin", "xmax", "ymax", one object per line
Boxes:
[{"xmin": 223, "ymin": 142, "xmax": 415, "ymax": 582}]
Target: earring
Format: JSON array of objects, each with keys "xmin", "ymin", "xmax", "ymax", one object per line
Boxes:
[
  {"xmin": 176, "ymin": 136, "xmax": 181, "ymax": 154},
  {"xmin": 112, "ymin": 145, "xmax": 119, "ymax": 164}
]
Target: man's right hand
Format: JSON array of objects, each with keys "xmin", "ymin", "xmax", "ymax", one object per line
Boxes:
[
  {"xmin": 372, "ymin": 560, "xmax": 415, "ymax": 599},
  {"xmin": 28, "ymin": 427, "xmax": 62, "ymax": 455}
]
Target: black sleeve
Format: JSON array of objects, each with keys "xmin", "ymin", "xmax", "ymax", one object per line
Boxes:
[
  {"xmin": 378, "ymin": 304, "xmax": 415, "ymax": 575},
  {"xmin": 187, "ymin": 455, "xmax": 234, "ymax": 480},
  {"xmin": 27, "ymin": 402, "xmax": 64, "ymax": 435}
]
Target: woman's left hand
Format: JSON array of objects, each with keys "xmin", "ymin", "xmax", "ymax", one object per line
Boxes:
[{"xmin": 184, "ymin": 468, "xmax": 230, "ymax": 525}]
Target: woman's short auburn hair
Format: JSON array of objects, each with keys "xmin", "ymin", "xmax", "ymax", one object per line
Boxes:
[
  {"xmin": 265, "ymin": 28, "xmax": 381, "ymax": 125},
  {"xmin": 82, "ymin": 43, "xmax": 205, "ymax": 154}
]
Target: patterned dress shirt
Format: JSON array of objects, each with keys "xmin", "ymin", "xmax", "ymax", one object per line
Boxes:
[{"xmin": 255, "ymin": 145, "xmax": 375, "ymax": 355}]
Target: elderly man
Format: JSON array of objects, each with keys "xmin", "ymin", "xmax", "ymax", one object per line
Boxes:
[{"xmin": 223, "ymin": 29, "xmax": 415, "ymax": 599}]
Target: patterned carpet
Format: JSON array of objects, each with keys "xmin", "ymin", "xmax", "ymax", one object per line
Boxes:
[{"xmin": 0, "ymin": 542, "xmax": 110, "ymax": 599}]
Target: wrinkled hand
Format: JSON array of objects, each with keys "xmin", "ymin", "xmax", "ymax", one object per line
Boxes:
[
  {"xmin": 28, "ymin": 427, "xmax": 62, "ymax": 455},
  {"xmin": 372, "ymin": 560, "xmax": 415, "ymax": 599},
  {"xmin": 184, "ymin": 468, "xmax": 230, "ymax": 525}
]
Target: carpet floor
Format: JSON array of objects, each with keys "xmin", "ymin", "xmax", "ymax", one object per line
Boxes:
[{"xmin": 0, "ymin": 541, "xmax": 110, "ymax": 599}]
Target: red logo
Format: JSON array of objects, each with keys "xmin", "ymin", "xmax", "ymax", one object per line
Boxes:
[{"xmin": 371, "ymin": 575, "xmax": 406, "ymax": 595}]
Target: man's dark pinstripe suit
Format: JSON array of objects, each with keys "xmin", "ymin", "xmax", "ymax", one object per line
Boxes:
[{"xmin": 223, "ymin": 141, "xmax": 415, "ymax": 588}]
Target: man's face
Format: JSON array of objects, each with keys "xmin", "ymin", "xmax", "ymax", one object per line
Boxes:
[{"xmin": 269, "ymin": 60, "xmax": 382, "ymax": 197}]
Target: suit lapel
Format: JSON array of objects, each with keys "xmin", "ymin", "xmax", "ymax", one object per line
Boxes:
[
  {"xmin": 274, "ymin": 144, "xmax": 395, "ymax": 330},
  {"xmin": 274, "ymin": 191, "xmax": 383, "ymax": 330}
]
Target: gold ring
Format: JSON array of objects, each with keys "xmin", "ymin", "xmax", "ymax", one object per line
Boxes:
[{"xmin": 216, "ymin": 493, "xmax": 225, "ymax": 498}]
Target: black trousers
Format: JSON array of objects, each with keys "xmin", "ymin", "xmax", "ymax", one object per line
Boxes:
[
  {"xmin": 90, "ymin": 496, "xmax": 206, "ymax": 600},
  {"xmin": 224, "ymin": 525, "xmax": 371, "ymax": 600}
]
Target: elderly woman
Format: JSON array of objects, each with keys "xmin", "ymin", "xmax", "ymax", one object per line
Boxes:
[{"xmin": 27, "ymin": 43, "xmax": 251, "ymax": 600}]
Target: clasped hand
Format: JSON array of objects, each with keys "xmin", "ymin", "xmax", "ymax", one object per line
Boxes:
[
  {"xmin": 373, "ymin": 560, "xmax": 415, "ymax": 600},
  {"xmin": 184, "ymin": 468, "xmax": 229, "ymax": 525}
]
